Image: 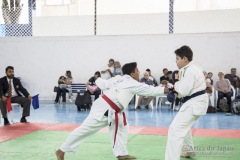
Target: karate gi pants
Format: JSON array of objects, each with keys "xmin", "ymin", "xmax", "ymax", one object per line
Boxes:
[
  {"xmin": 60, "ymin": 113, "xmax": 129, "ymax": 157},
  {"xmin": 165, "ymin": 106, "xmax": 200, "ymax": 160}
]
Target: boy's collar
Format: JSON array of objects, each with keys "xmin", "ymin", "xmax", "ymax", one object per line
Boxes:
[{"xmin": 181, "ymin": 61, "xmax": 193, "ymax": 69}]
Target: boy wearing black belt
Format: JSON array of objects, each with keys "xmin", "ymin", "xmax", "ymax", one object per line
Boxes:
[{"xmin": 165, "ymin": 46, "xmax": 208, "ymax": 160}]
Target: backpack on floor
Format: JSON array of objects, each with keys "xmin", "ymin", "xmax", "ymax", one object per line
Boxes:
[
  {"xmin": 207, "ymin": 97, "xmax": 216, "ymax": 113},
  {"xmin": 219, "ymin": 98, "xmax": 229, "ymax": 112},
  {"xmin": 75, "ymin": 91, "xmax": 92, "ymax": 111},
  {"xmin": 207, "ymin": 106, "xmax": 216, "ymax": 113},
  {"xmin": 232, "ymin": 96, "xmax": 240, "ymax": 115}
]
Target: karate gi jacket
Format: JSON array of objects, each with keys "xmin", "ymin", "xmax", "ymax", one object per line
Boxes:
[
  {"xmin": 90, "ymin": 75, "xmax": 165, "ymax": 121},
  {"xmin": 175, "ymin": 61, "xmax": 208, "ymax": 115}
]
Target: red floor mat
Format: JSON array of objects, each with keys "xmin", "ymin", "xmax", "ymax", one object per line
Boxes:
[{"xmin": 1, "ymin": 123, "xmax": 240, "ymax": 143}]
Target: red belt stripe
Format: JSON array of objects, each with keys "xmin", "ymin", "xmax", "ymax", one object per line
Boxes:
[{"xmin": 102, "ymin": 94, "xmax": 127, "ymax": 148}]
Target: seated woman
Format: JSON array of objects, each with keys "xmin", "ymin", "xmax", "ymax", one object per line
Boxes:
[
  {"xmin": 215, "ymin": 72, "xmax": 232, "ymax": 113},
  {"xmin": 65, "ymin": 70, "xmax": 73, "ymax": 102},
  {"xmin": 112, "ymin": 61, "xmax": 122, "ymax": 76},
  {"xmin": 54, "ymin": 76, "xmax": 67, "ymax": 104},
  {"xmin": 86, "ymin": 71, "xmax": 101, "ymax": 101},
  {"xmin": 204, "ymin": 71, "xmax": 212, "ymax": 91}
]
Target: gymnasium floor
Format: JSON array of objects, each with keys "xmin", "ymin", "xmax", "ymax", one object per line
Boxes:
[{"xmin": 0, "ymin": 101, "xmax": 240, "ymax": 160}]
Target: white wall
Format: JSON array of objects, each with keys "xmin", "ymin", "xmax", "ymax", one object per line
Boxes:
[{"xmin": 0, "ymin": 32, "xmax": 240, "ymax": 100}]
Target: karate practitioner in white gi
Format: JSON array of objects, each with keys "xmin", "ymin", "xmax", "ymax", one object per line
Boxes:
[
  {"xmin": 165, "ymin": 46, "xmax": 208, "ymax": 160},
  {"xmin": 56, "ymin": 62, "xmax": 169, "ymax": 160}
]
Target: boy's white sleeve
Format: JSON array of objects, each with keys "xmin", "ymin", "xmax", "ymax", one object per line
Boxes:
[
  {"xmin": 95, "ymin": 78, "xmax": 109, "ymax": 91},
  {"xmin": 96, "ymin": 76, "xmax": 121, "ymax": 91},
  {"xmin": 129, "ymin": 81, "xmax": 165, "ymax": 97}
]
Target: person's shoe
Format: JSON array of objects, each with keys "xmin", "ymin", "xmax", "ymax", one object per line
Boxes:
[
  {"xmin": 225, "ymin": 112, "xmax": 232, "ymax": 116},
  {"xmin": 4, "ymin": 118, "xmax": 10, "ymax": 126},
  {"xmin": 117, "ymin": 155, "xmax": 136, "ymax": 159},
  {"xmin": 145, "ymin": 105, "xmax": 149, "ymax": 109},
  {"xmin": 165, "ymin": 101, "xmax": 171, "ymax": 105},
  {"xmin": 20, "ymin": 117, "xmax": 28, "ymax": 123},
  {"xmin": 54, "ymin": 101, "xmax": 58, "ymax": 104},
  {"xmin": 175, "ymin": 106, "xmax": 180, "ymax": 111},
  {"xmin": 136, "ymin": 106, "xmax": 141, "ymax": 110},
  {"xmin": 181, "ymin": 152, "xmax": 196, "ymax": 158}
]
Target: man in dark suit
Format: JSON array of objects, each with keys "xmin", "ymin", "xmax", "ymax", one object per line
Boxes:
[{"xmin": 0, "ymin": 66, "xmax": 32, "ymax": 125}]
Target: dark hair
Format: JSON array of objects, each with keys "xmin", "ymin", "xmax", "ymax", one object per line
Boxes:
[
  {"xmin": 94, "ymin": 71, "xmax": 101, "ymax": 77},
  {"xmin": 167, "ymin": 71, "xmax": 172, "ymax": 75},
  {"xmin": 231, "ymin": 68, "xmax": 236, "ymax": 71},
  {"xmin": 109, "ymin": 59, "xmax": 114, "ymax": 63},
  {"xmin": 66, "ymin": 70, "xmax": 72, "ymax": 78},
  {"xmin": 173, "ymin": 70, "xmax": 179, "ymax": 74},
  {"xmin": 163, "ymin": 68, "xmax": 168, "ymax": 72},
  {"xmin": 172, "ymin": 70, "xmax": 179, "ymax": 80},
  {"xmin": 146, "ymin": 69, "xmax": 150, "ymax": 72},
  {"xmin": 208, "ymin": 72, "xmax": 213, "ymax": 75},
  {"xmin": 6, "ymin": 66, "xmax": 14, "ymax": 72},
  {"xmin": 122, "ymin": 62, "xmax": 137, "ymax": 75},
  {"xmin": 59, "ymin": 76, "xmax": 66, "ymax": 80},
  {"xmin": 174, "ymin": 45, "xmax": 193, "ymax": 61}
]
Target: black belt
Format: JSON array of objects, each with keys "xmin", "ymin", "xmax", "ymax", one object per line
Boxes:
[{"xmin": 181, "ymin": 90, "xmax": 206, "ymax": 103}]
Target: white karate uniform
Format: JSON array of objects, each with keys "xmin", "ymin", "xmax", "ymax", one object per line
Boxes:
[
  {"xmin": 60, "ymin": 75, "xmax": 165, "ymax": 157},
  {"xmin": 101, "ymin": 65, "xmax": 114, "ymax": 80},
  {"xmin": 165, "ymin": 61, "xmax": 208, "ymax": 160}
]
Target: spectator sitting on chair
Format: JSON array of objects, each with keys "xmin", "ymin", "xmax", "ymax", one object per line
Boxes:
[
  {"xmin": 207, "ymin": 72, "xmax": 214, "ymax": 85},
  {"xmin": 136, "ymin": 71, "xmax": 154, "ymax": 110},
  {"xmin": 215, "ymin": 72, "xmax": 232, "ymax": 114},
  {"xmin": 172, "ymin": 70, "xmax": 179, "ymax": 84},
  {"xmin": 112, "ymin": 61, "xmax": 122, "ymax": 76},
  {"xmin": 146, "ymin": 68, "xmax": 158, "ymax": 86},
  {"xmin": 86, "ymin": 71, "xmax": 101, "ymax": 101},
  {"xmin": 167, "ymin": 71, "xmax": 174, "ymax": 84},
  {"xmin": 225, "ymin": 68, "xmax": 240, "ymax": 91},
  {"xmin": 0, "ymin": 66, "xmax": 32, "ymax": 125},
  {"xmin": 54, "ymin": 76, "xmax": 67, "ymax": 104},
  {"xmin": 101, "ymin": 59, "xmax": 114, "ymax": 80},
  {"xmin": 65, "ymin": 70, "xmax": 73, "ymax": 102},
  {"xmin": 160, "ymin": 68, "xmax": 169, "ymax": 83},
  {"xmin": 204, "ymin": 71, "xmax": 212, "ymax": 91}
]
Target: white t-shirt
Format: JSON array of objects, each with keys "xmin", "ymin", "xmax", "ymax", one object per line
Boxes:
[
  {"xmin": 205, "ymin": 78, "xmax": 211, "ymax": 87},
  {"xmin": 205, "ymin": 78, "xmax": 211, "ymax": 84},
  {"xmin": 101, "ymin": 65, "xmax": 114, "ymax": 80}
]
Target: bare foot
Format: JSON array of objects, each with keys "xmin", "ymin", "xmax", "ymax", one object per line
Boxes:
[
  {"xmin": 55, "ymin": 149, "xmax": 65, "ymax": 160},
  {"xmin": 117, "ymin": 155, "xmax": 136, "ymax": 159}
]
